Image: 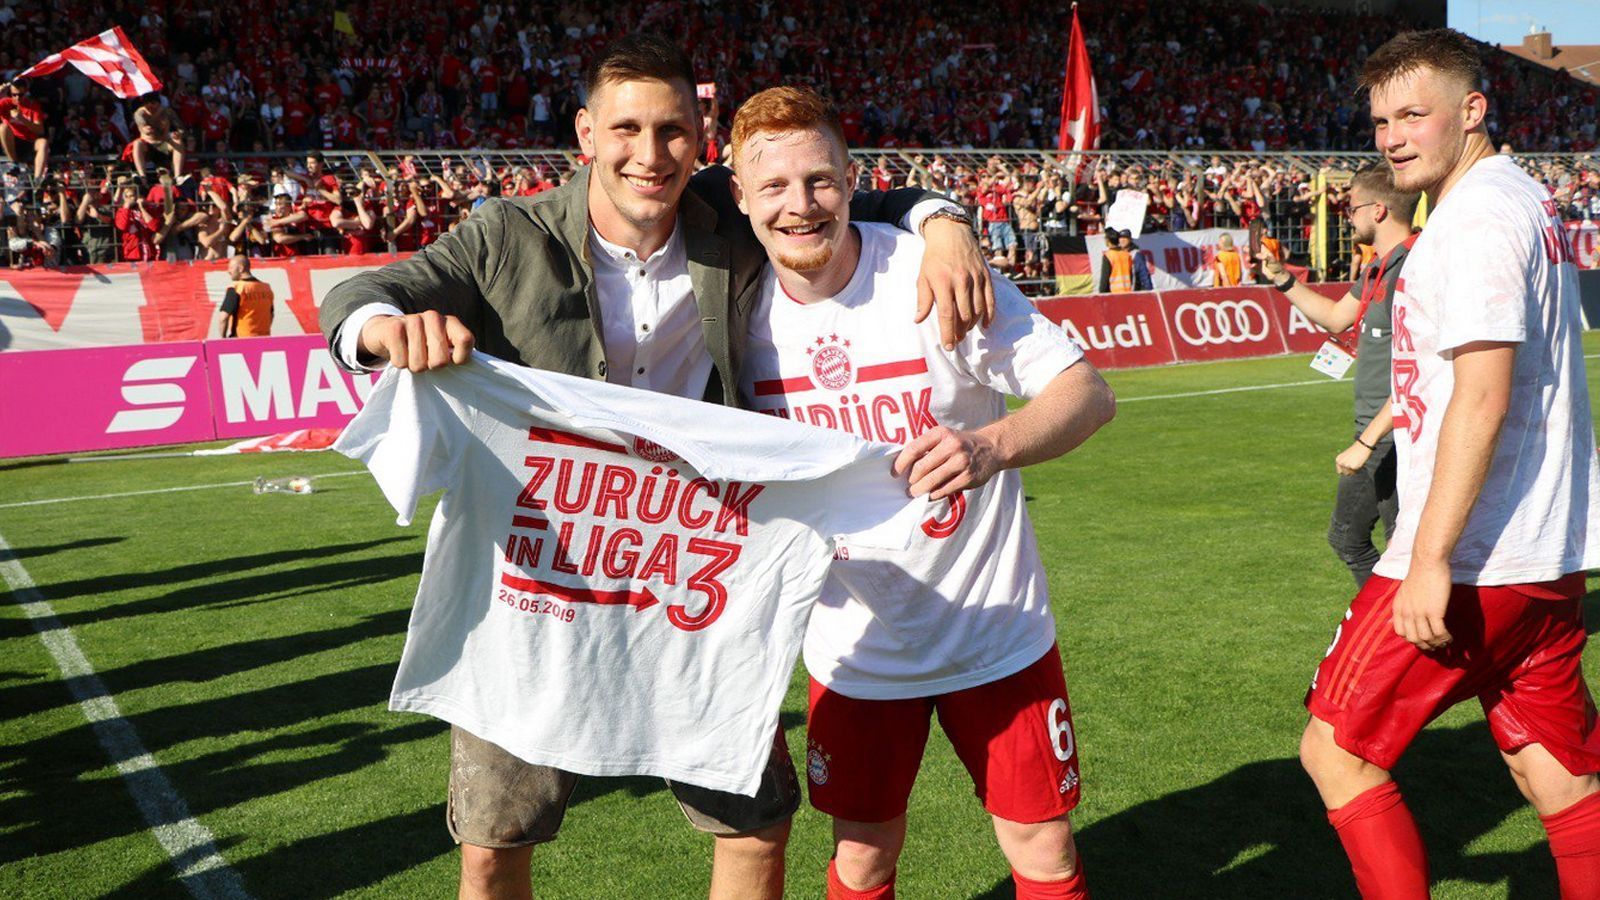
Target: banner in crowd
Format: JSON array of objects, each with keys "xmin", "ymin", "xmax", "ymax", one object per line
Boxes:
[
  {"xmin": 0, "ymin": 334, "xmax": 377, "ymax": 457},
  {"xmin": 0, "ymin": 253, "xmax": 405, "ymax": 353},
  {"xmin": 1085, "ymin": 228, "xmax": 1250, "ymax": 292}
]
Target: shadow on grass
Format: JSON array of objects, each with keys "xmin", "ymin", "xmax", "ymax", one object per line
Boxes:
[
  {"xmin": 970, "ymin": 719, "xmax": 1554, "ymax": 899},
  {"xmin": 0, "ymin": 456, "xmax": 70, "ymax": 472},
  {"xmin": 106, "ymin": 804, "xmax": 452, "ymax": 900},
  {"xmin": 0, "ymin": 536, "xmax": 125, "ymax": 559},
  {"xmin": 45, "ymin": 546, "xmax": 422, "ymax": 629},
  {"xmin": 27, "ymin": 537, "xmax": 412, "ymax": 612},
  {"xmin": 1584, "ymin": 588, "xmax": 1600, "ymax": 636}
]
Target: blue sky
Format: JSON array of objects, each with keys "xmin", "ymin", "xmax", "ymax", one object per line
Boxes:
[{"xmin": 1450, "ymin": 0, "xmax": 1600, "ymax": 47}]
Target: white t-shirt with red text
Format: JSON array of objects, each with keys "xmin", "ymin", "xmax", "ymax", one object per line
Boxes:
[
  {"xmin": 1378, "ymin": 154, "xmax": 1600, "ymax": 584},
  {"xmin": 336, "ymin": 353, "xmax": 925, "ymax": 795},
  {"xmin": 743, "ymin": 223, "xmax": 1084, "ymax": 699}
]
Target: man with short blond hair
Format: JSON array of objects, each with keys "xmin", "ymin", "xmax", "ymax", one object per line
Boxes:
[
  {"xmin": 730, "ymin": 85, "xmax": 1115, "ymax": 900},
  {"xmin": 1300, "ymin": 28, "xmax": 1600, "ymax": 897}
]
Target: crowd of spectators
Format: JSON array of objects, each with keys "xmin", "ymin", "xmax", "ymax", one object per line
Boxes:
[
  {"xmin": 2, "ymin": 150, "xmax": 571, "ymax": 267},
  {"xmin": 1, "ymin": 0, "xmax": 1598, "ymax": 162},
  {"xmin": 3, "ymin": 0, "xmax": 1600, "ymax": 280}
]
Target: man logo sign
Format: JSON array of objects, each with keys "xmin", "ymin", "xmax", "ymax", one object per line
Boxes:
[
  {"xmin": 1172, "ymin": 300, "xmax": 1271, "ymax": 346},
  {"xmin": 105, "ymin": 356, "xmax": 199, "ymax": 433}
]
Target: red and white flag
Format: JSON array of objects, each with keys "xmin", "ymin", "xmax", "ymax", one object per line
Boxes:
[
  {"xmin": 1057, "ymin": 6, "xmax": 1100, "ymax": 152},
  {"xmin": 193, "ymin": 428, "xmax": 343, "ymax": 456},
  {"xmin": 17, "ymin": 27, "xmax": 163, "ymax": 99}
]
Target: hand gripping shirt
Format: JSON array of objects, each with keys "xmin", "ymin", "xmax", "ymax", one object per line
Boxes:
[
  {"xmin": 1377, "ymin": 155, "xmax": 1600, "ymax": 584},
  {"xmin": 742, "ymin": 223, "xmax": 1085, "ymax": 699},
  {"xmin": 336, "ymin": 353, "xmax": 925, "ymax": 795}
]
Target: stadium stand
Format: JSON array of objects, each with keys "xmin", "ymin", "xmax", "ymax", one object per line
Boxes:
[{"xmin": 2, "ymin": 0, "xmax": 1598, "ymax": 286}]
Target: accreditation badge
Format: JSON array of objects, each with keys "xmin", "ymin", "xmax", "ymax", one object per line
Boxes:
[{"xmin": 1310, "ymin": 340, "xmax": 1355, "ymax": 379}]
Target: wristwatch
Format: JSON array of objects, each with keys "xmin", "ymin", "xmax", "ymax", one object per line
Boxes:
[{"xmin": 922, "ymin": 207, "xmax": 974, "ymax": 231}]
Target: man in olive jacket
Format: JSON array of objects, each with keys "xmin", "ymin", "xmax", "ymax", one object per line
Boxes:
[{"xmin": 318, "ymin": 35, "xmax": 991, "ymax": 900}]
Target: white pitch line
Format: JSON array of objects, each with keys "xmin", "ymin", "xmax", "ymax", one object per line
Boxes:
[
  {"xmin": 1115, "ymin": 352, "xmax": 1600, "ymax": 404},
  {"xmin": 0, "ymin": 471, "xmax": 368, "ymax": 511},
  {"xmin": 1118, "ymin": 378, "xmax": 1343, "ymax": 403},
  {"xmin": 0, "ymin": 531, "xmax": 254, "ymax": 900}
]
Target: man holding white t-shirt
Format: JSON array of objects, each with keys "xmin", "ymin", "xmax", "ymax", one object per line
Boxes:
[
  {"xmin": 729, "ymin": 86, "xmax": 1116, "ymax": 900},
  {"xmin": 318, "ymin": 35, "xmax": 993, "ymax": 900},
  {"xmin": 1300, "ymin": 29, "xmax": 1600, "ymax": 898}
]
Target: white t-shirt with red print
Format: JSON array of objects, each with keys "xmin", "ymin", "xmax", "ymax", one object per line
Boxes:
[
  {"xmin": 742, "ymin": 223, "xmax": 1084, "ymax": 699},
  {"xmin": 337, "ymin": 354, "xmax": 925, "ymax": 795},
  {"xmin": 1378, "ymin": 154, "xmax": 1600, "ymax": 584}
]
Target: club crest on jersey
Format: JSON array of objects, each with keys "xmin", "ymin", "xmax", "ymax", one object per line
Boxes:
[
  {"xmin": 631, "ymin": 436, "xmax": 678, "ymax": 463},
  {"xmin": 806, "ymin": 746, "xmax": 830, "ymax": 784},
  {"xmin": 807, "ymin": 333, "xmax": 854, "ymax": 391}
]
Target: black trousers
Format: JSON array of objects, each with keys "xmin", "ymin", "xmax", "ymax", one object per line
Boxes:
[{"xmin": 1327, "ymin": 436, "xmax": 1398, "ymax": 586}]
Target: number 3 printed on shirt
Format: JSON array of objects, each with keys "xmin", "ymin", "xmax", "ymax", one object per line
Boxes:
[
  {"xmin": 667, "ymin": 538, "xmax": 741, "ymax": 632},
  {"xmin": 921, "ymin": 492, "xmax": 968, "ymax": 539},
  {"xmin": 1391, "ymin": 359, "xmax": 1426, "ymax": 441}
]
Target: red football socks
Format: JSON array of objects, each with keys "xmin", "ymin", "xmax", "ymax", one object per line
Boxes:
[
  {"xmin": 1541, "ymin": 790, "xmax": 1600, "ymax": 899},
  {"xmin": 1013, "ymin": 865, "xmax": 1090, "ymax": 899},
  {"xmin": 826, "ymin": 859, "xmax": 895, "ymax": 900},
  {"xmin": 1327, "ymin": 780, "xmax": 1430, "ymax": 899}
]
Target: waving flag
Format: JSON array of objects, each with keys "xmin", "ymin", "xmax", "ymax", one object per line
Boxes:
[
  {"xmin": 17, "ymin": 27, "xmax": 163, "ymax": 99},
  {"xmin": 1056, "ymin": 6, "xmax": 1100, "ymax": 152}
]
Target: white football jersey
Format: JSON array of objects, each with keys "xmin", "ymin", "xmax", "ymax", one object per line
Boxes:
[
  {"xmin": 742, "ymin": 223, "xmax": 1084, "ymax": 699},
  {"xmin": 1377, "ymin": 154, "xmax": 1600, "ymax": 584},
  {"xmin": 337, "ymin": 353, "xmax": 925, "ymax": 795}
]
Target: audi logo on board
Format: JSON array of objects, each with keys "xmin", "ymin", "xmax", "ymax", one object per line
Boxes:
[{"xmin": 1172, "ymin": 300, "xmax": 1271, "ymax": 345}]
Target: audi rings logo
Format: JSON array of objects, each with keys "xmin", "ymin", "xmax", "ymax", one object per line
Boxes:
[{"xmin": 1173, "ymin": 300, "xmax": 1271, "ymax": 345}]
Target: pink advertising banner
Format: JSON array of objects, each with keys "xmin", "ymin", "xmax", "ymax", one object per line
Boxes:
[
  {"xmin": 0, "ymin": 334, "xmax": 376, "ymax": 458},
  {"xmin": 0, "ymin": 341, "xmax": 216, "ymax": 457},
  {"xmin": 204, "ymin": 336, "xmax": 378, "ymax": 439}
]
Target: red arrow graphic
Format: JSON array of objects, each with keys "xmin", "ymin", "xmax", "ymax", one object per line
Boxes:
[{"xmin": 499, "ymin": 572, "xmax": 659, "ymax": 611}]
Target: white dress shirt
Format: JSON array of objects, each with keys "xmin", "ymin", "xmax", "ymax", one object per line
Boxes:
[{"xmin": 586, "ymin": 223, "xmax": 710, "ymax": 399}]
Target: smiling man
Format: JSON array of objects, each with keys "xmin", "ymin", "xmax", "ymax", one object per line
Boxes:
[
  {"xmin": 730, "ymin": 86, "xmax": 1115, "ymax": 900},
  {"xmin": 318, "ymin": 34, "xmax": 992, "ymax": 900},
  {"xmin": 1298, "ymin": 29, "xmax": 1600, "ymax": 898}
]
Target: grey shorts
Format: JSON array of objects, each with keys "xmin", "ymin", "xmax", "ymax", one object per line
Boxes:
[{"xmin": 445, "ymin": 726, "xmax": 801, "ymax": 848}]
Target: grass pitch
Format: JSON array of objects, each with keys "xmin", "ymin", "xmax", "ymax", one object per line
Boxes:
[{"xmin": 4, "ymin": 339, "xmax": 1597, "ymax": 899}]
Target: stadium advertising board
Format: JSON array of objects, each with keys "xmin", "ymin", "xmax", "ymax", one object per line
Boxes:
[
  {"xmin": 0, "ymin": 341, "xmax": 215, "ymax": 457},
  {"xmin": 0, "ymin": 335, "xmax": 375, "ymax": 458},
  {"xmin": 205, "ymin": 337, "xmax": 379, "ymax": 439},
  {"xmin": 1156, "ymin": 287, "xmax": 1289, "ymax": 362},
  {"xmin": 1268, "ymin": 282, "xmax": 1353, "ymax": 354},
  {"xmin": 1032, "ymin": 293, "xmax": 1176, "ymax": 369},
  {"xmin": 0, "ymin": 254, "xmax": 398, "ymax": 352}
]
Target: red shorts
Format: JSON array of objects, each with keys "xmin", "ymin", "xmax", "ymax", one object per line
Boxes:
[
  {"xmin": 1307, "ymin": 572, "xmax": 1600, "ymax": 773},
  {"xmin": 805, "ymin": 644, "xmax": 1080, "ymax": 824}
]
